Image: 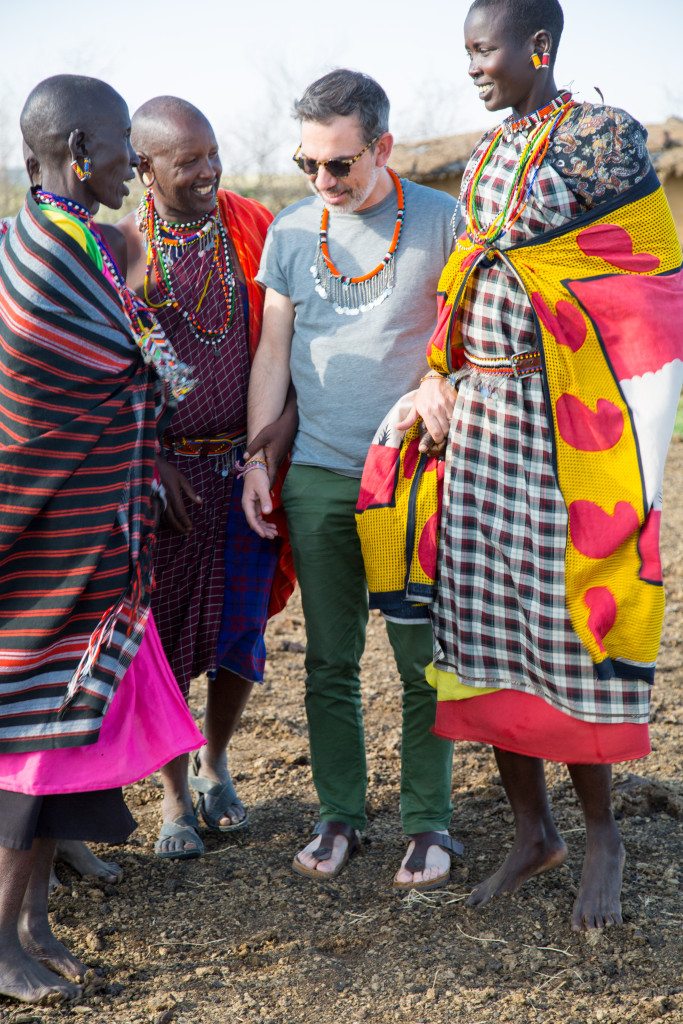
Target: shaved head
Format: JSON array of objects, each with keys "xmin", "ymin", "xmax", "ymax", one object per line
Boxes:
[
  {"xmin": 131, "ymin": 96, "xmax": 213, "ymax": 157},
  {"xmin": 20, "ymin": 75, "xmax": 125, "ymax": 164},
  {"xmin": 467, "ymin": 0, "xmax": 564, "ymax": 51},
  {"xmin": 130, "ymin": 96, "xmax": 221, "ymax": 222}
]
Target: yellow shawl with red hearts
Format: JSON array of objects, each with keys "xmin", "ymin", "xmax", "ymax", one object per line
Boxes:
[{"xmin": 357, "ymin": 169, "xmax": 683, "ymax": 678}]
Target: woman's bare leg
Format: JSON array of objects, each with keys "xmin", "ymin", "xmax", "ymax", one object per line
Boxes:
[
  {"xmin": 568, "ymin": 763, "xmax": 625, "ymax": 931},
  {"xmin": 19, "ymin": 838, "xmax": 87, "ymax": 981},
  {"xmin": 0, "ymin": 840, "xmax": 79, "ymax": 1003},
  {"xmin": 467, "ymin": 747, "xmax": 567, "ymax": 906}
]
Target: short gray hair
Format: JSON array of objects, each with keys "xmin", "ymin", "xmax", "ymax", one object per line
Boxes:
[{"xmin": 293, "ymin": 70, "xmax": 390, "ymax": 145}]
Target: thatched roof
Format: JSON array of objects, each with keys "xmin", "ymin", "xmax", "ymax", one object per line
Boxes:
[
  {"xmin": 391, "ymin": 116, "xmax": 683, "ymax": 183},
  {"xmin": 646, "ymin": 116, "xmax": 683, "ymax": 181},
  {"xmin": 391, "ymin": 130, "xmax": 485, "ymax": 183}
]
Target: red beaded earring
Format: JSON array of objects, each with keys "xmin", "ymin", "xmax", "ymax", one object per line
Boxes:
[{"xmin": 531, "ymin": 52, "xmax": 550, "ymax": 70}]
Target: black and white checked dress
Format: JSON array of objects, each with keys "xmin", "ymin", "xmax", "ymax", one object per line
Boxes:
[{"xmin": 432, "ymin": 106, "xmax": 652, "ymax": 724}]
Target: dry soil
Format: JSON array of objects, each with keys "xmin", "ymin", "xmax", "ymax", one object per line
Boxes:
[{"xmin": 4, "ymin": 440, "xmax": 682, "ymax": 1024}]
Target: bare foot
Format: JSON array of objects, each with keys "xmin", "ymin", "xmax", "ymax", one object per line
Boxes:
[
  {"xmin": 54, "ymin": 840, "xmax": 122, "ymax": 885},
  {"xmin": 393, "ymin": 830, "xmax": 451, "ymax": 888},
  {"xmin": 572, "ymin": 826, "xmax": 625, "ymax": 931},
  {"xmin": 0, "ymin": 937, "xmax": 80, "ymax": 1003},
  {"xmin": 467, "ymin": 827, "xmax": 567, "ymax": 907},
  {"xmin": 294, "ymin": 834, "xmax": 353, "ymax": 877},
  {"xmin": 19, "ymin": 914, "xmax": 87, "ymax": 981}
]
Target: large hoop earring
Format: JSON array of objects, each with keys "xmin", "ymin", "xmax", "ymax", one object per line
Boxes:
[{"xmin": 71, "ymin": 156, "xmax": 92, "ymax": 181}]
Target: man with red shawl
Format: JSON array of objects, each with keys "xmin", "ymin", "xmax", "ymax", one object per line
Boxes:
[{"xmin": 116, "ymin": 97, "xmax": 295, "ymax": 858}]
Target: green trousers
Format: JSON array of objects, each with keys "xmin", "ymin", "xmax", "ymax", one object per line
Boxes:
[{"xmin": 282, "ymin": 465, "xmax": 453, "ymax": 833}]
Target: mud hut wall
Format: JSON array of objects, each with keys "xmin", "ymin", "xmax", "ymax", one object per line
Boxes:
[{"xmin": 661, "ymin": 178, "xmax": 683, "ymax": 240}]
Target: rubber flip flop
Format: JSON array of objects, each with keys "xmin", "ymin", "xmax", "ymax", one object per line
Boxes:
[{"xmin": 154, "ymin": 813, "xmax": 205, "ymax": 860}]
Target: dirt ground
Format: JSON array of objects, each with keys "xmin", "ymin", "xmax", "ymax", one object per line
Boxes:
[{"xmin": 4, "ymin": 441, "xmax": 682, "ymax": 1024}]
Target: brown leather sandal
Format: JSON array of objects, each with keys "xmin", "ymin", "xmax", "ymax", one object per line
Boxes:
[
  {"xmin": 393, "ymin": 830, "xmax": 464, "ymax": 891},
  {"xmin": 292, "ymin": 821, "xmax": 361, "ymax": 881}
]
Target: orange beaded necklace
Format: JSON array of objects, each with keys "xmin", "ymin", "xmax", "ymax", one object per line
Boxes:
[{"xmin": 311, "ymin": 168, "xmax": 405, "ymax": 316}]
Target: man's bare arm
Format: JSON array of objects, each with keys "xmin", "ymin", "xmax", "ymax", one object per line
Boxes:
[
  {"xmin": 247, "ymin": 287, "xmax": 295, "ymax": 443},
  {"xmin": 242, "ymin": 287, "xmax": 295, "ymax": 538}
]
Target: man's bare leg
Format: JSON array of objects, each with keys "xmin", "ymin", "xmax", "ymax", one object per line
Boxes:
[
  {"xmin": 157, "ymin": 754, "xmax": 201, "ymax": 857},
  {"xmin": 467, "ymin": 748, "xmax": 567, "ymax": 906},
  {"xmin": 194, "ymin": 669, "xmax": 254, "ymax": 827},
  {"xmin": 51, "ymin": 841, "xmax": 122, "ymax": 892},
  {"xmin": 0, "ymin": 841, "xmax": 79, "ymax": 1003},
  {"xmin": 568, "ymin": 763, "xmax": 625, "ymax": 931},
  {"xmin": 19, "ymin": 838, "xmax": 86, "ymax": 981}
]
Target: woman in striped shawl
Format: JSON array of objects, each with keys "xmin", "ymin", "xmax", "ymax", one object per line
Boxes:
[{"xmin": 0, "ymin": 75, "xmax": 203, "ymax": 1003}]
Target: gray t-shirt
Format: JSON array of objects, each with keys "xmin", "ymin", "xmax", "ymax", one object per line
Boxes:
[{"xmin": 257, "ymin": 178, "xmax": 459, "ymax": 476}]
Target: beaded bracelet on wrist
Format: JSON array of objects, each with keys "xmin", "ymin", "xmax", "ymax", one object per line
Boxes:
[{"xmin": 242, "ymin": 460, "xmax": 268, "ymax": 476}]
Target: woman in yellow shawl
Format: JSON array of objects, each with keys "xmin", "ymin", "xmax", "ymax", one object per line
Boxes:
[{"xmin": 392, "ymin": 0, "xmax": 682, "ymax": 929}]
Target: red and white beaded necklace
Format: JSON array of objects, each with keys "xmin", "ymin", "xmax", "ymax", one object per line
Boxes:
[{"xmin": 310, "ymin": 168, "xmax": 405, "ymax": 316}]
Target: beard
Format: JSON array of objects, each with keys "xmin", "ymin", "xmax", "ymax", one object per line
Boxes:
[{"xmin": 309, "ymin": 164, "xmax": 381, "ymax": 214}]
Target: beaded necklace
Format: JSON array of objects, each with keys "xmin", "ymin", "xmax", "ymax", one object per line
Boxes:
[
  {"xmin": 137, "ymin": 189, "xmax": 237, "ymax": 348},
  {"xmin": 33, "ymin": 189, "xmax": 195, "ymax": 399},
  {"xmin": 507, "ymin": 90, "xmax": 573, "ymax": 134},
  {"xmin": 311, "ymin": 167, "xmax": 405, "ymax": 316},
  {"xmin": 463, "ymin": 94, "xmax": 575, "ymax": 246}
]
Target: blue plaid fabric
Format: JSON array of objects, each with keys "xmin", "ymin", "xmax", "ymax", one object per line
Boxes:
[{"xmin": 215, "ymin": 475, "xmax": 279, "ymax": 683}]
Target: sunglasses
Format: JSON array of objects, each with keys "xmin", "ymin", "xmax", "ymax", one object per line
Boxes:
[{"xmin": 292, "ymin": 135, "xmax": 380, "ymax": 178}]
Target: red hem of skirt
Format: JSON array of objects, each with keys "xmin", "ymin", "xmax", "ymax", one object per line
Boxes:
[{"xmin": 433, "ymin": 688, "xmax": 650, "ymax": 764}]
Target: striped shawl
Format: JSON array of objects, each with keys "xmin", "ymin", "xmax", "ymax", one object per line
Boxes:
[{"xmin": 0, "ymin": 191, "xmax": 159, "ymax": 752}]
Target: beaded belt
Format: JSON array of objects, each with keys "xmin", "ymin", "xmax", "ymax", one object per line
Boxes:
[
  {"xmin": 463, "ymin": 350, "xmax": 542, "ymax": 378},
  {"xmin": 162, "ymin": 430, "xmax": 247, "ymax": 458}
]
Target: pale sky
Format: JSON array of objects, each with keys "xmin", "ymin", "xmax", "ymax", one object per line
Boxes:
[{"xmin": 1, "ymin": 0, "xmax": 681, "ymax": 172}]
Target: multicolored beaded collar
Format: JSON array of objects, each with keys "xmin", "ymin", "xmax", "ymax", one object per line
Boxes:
[
  {"xmin": 33, "ymin": 189, "xmax": 195, "ymax": 399},
  {"xmin": 504, "ymin": 90, "xmax": 574, "ymax": 138},
  {"xmin": 137, "ymin": 189, "xmax": 237, "ymax": 348},
  {"xmin": 311, "ymin": 168, "xmax": 405, "ymax": 316},
  {"xmin": 463, "ymin": 94, "xmax": 575, "ymax": 246}
]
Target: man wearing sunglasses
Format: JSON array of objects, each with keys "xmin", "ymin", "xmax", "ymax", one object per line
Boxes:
[{"xmin": 243, "ymin": 69, "xmax": 462, "ymax": 890}]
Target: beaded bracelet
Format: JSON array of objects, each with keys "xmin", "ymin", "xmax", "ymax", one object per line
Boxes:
[
  {"xmin": 242, "ymin": 459, "xmax": 268, "ymax": 477},
  {"xmin": 419, "ymin": 370, "xmax": 446, "ymax": 383}
]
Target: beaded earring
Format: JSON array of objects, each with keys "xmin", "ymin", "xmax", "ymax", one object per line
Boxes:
[
  {"xmin": 532, "ymin": 52, "xmax": 550, "ymax": 70},
  {"xmin": 71, "ymin": 156, "xmax": 92, "ymax": 181}
]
